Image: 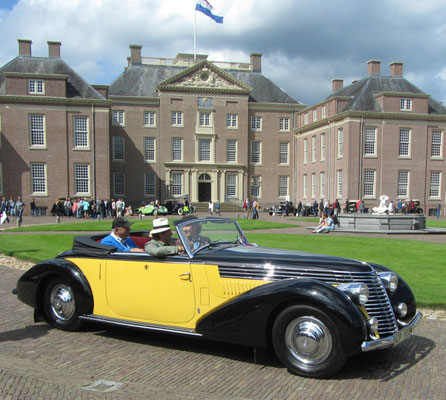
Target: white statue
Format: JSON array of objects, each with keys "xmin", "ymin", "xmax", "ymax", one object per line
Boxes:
[{"xmin": 372, "ymin": 195, "xmax": 390, "ymax": 214}]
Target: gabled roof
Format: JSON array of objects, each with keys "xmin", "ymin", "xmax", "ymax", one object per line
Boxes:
[
  {"xmin": 109, "ymin": 61, "xmax": 301, "ymax": 104},
  {"xmin": 328, "ymin": 75, "xmax": 446, "ymax": 115},
  {"xmin": 0, "ymin": 56, "xmax": 105, "ymax": 99}
]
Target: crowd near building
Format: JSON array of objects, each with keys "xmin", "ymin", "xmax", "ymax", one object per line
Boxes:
[{"xmin": 0, "ymin": 39, "xmax": 444, "ymax": 216}]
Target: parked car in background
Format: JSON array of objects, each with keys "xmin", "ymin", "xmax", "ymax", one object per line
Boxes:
[
  {"xmin": 268, "ymin": 201, "xmax": 297, "ymax": 216},
  {"xmin": 164, "ymin": 199, "xmax": 195, "ymax": 215},
  {"xmin": 14, "ymin": 217, "xmax": 421, "ymax": 378},
  {"xmin": 135, "ymin": 203, "xmax": 168, "ymax": 216}
]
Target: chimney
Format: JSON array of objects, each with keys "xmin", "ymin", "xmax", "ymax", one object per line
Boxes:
[
  {"xmin": 129, "ymin": 44, "xmax": 142, "ymax": 65},
  {"xmin": 48, "ymin": 41, "xmax": 61, "ymax": 58},
  {"xmin": 18, "ymin": 39, "xmax": 32, "ymax": 57},
  {"xmin": 332, "ymin": 79, "xmax": 344, "ymax": 92},
  {"xmin": 250, "ymin": 53, "xmax": 262, "ymax": 73},
  {"xmin": 367, "ymin": 60, "xmax": 381, "ymax": 75},
  {"xmin": 390, "ymin": 62, "xmax": 403, "ymax": 77}
]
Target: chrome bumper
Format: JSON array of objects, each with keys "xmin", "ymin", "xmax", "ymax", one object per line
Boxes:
[{"xmin": 361, "ymin": 311, "xmax": 422, "ymax": 352}]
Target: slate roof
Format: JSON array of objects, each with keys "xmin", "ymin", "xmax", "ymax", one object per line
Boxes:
[
  {"xmin": 329, "ymin": 75, "xmax": 446, "ymax": 115},
  {"xmin": 109, "ymin": 64, "xmax": 301, "ymax": 104},
  {"xmin": 0, "ymin": 56, "xmax": 105, "ymax": 100}
]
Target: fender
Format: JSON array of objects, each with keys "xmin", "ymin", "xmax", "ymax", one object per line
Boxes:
[
  {"xmin": 196, "ymin": 278, "xmax": 366, "ymax": 354},
  {"xmin": 16, "ymin": 258, "xmax": 94, "ymax": 316}
]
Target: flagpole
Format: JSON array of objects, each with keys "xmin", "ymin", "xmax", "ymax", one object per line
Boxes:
[{"xmin": 194, "ymin": 4, "xmax": 197, "ymax": 61}]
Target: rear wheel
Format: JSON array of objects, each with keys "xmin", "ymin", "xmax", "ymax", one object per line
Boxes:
[
  {"xmin": 44, "ymin": 278, "xmax": 84, "ymax": 331},
  {"xmin": 272, "ymin": 305, "xmax": 346, "ymax": 378}
]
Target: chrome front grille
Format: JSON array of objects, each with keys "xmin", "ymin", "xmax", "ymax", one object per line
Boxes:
[{"xmin": 218, "ymin": 264, "xmax": 398, "ymax": 337}]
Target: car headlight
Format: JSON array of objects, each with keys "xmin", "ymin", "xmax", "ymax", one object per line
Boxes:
[
  {"xmin": 379, "ymin": 272, "xmax": 398, "ymax": 294},
  {"xmin": 338, "ymin": 283, "xmax": 369, "ymax": 305}
]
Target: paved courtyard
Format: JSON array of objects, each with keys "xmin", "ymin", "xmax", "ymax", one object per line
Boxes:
[{"xmin": 0, "ymin": 265, "xmax": 445, "ymax": 399}]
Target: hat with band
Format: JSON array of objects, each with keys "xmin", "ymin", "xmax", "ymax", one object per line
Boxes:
[{"xmin": 150, "ymin": 218, "xmax": 171, "ymax": 235}]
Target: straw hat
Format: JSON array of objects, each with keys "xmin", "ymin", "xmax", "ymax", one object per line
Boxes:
[{"xmin": 150, "ymin": 218, "xmax": 171, "ymax": 235}]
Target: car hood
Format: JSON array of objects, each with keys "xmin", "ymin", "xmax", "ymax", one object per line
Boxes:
[{"xmin": 195, "ymin": 245, "xmax": 373, "ymax": 274}]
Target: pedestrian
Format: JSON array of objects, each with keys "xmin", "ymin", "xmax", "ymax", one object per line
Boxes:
[
  {"xmin": 15, "ymin": 196, "xmax": 25, "ymax": 219},
  {"xmin": 208, "ymin": 200, "xmax": 213, "ymax": 216},
  {"xmin": 216, "ymin": 200, "xmax": 221, "ymax": 215},
  {"xmin": 437, "ymin": 202, "xmax": 441, "ymax": 218}
]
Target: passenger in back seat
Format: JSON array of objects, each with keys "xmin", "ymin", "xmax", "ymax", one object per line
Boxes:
[{"xmin": 100, "ymin": 217, "xmax": 144, "ymax": 252}]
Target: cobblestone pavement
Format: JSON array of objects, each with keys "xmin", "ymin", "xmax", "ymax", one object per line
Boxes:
[{"xmin": 1, "ymin": 265, "xmax": 446, "ymax": 400}]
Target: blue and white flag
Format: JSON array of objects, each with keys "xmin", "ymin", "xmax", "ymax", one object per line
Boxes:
[{"xmin": 196, "ymin": 0, "xmax": 223, "ymax": 23}]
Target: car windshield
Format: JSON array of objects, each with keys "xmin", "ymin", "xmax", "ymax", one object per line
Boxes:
[{"xmin": 175, "ymin": 218, "xmax": 247, "ymax": 256}]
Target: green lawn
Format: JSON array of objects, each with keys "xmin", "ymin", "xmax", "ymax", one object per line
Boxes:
[{"xmin": 1, "ymin": 220, "xmax": 445, "ymax": 308}]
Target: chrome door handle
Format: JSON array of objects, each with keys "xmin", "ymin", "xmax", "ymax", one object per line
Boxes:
[{"xmin": 179, "ymin": 272, "xmax": 191, "ymax": 281}]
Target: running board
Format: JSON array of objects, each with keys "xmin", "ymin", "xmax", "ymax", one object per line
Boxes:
[{"xmin": 79, "ymin": 315, "xmax": 202, "ymax": 337}]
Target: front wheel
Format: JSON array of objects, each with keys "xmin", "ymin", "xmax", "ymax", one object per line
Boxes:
[
  {"xmin": 272, "ymin": 305, "xmax": 346, "ymax": 378},
  {"xmin": 44, "ymin": 278, "xmax": 84, "ymax": 331}
]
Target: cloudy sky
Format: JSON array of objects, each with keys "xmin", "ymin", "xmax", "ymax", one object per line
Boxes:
[{"xmin": 1, "ymin": 0, "xmax": 446, "ymax": 106}]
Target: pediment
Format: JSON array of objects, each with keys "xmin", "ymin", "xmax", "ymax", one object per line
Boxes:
[{"xmin": 157, "ymin": 60, "xmax": 251, "ymax": 95}]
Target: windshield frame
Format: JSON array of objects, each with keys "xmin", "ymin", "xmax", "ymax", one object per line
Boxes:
[{"xmin": 174, "ymin": 217, "xmax": 247, "ymax": 258}]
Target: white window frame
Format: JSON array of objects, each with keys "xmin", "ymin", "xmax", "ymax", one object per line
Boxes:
[
  {"xmin": 400, "ymin": 98, "xmax": 412, "ymax": 111},
  {"xmin": 363, "ymin": 170, "xmax": 376, "ymax": 198},
  {"xmin": 198, "ymin": 138, "xmax": 211, "ymax": 162},
  {"xmin": 430, "ymin": 171, "xmax": 441, "ymax": 198},
  {"xmin": 303, "ymin": 174, "xmax": 308, "ymax": 198},
  {"xmin": 145, "ymin": 173, "xmax": 156, "ymax": 197},
  {"xmin": 320, "ymin": 172, "xmax": 326, "ymax": 198},
  {"xmin": 364, "ymin": 127, "xmax": 377, "ymax": 156},
  {"xmin": 143, "ymin": 111, "xmax": 156, "ymax": 127},
  {"xmin": 226, "ymin": 113, "xmax": 238, "ymax": 129},
  {"xmin": 303, "ymin": 138, "xmax": 308, "ymax": 164},
  {"xmin": 399, "ymin": 128, "xmax": 411, "ymax": 157},
  {"xmin": 250, "ymin": 116, "xmax": 262, "ymax": 131},
  {"xmin": 279, "ymin": 142, "xmax": 289, "ymax": 165},
  {"xmin": 199, "ymin": 112, "xmax": 211, "ymax": 127},
  {"xmin": 144, "ymin": 137, "xmax": 156, "ymax": 162},
  {"xmin": 279, "ymin": 117, "xmax": 290, "ymax": 132},
  {"xmin": 320, "ymin": 133, "xmax": 326, "ymax": 161},
  {"xmin": 321, "ymin": 105, "xmax": 327, "ymax": 118},
  {"xmin": 172, "ymin": 173, "xmax": 183, "ymax": 197},
  {"xmin": 397, "ymin": 170, "xmax": 410, "ymax": 198},
  {"xmin": 171, "ymin": 111, "xmax": 183, "ymax": 127},
  {"xmin": 73, "ymin": 116, "xmax": 89, "ymax": 149},
  {"xmin": 226, "ymin": 174, "xmax": 237, "ymax": 197},
  {"xmin": 337, "ymin": 170, "xmax": 343, "ymax": 198},
  {"xmin": 227, "ymin": 139, "xmax": 237, "ymax": 163},
  {"xmin": 279, "ymin": 176, "xmax": 289, "ymax": 198},
  {"xmin": 304, "ymin": 113, "xmax": 308, "ymax": 125},
  {"xmin": 74, "ymin": 164, "xmax": 90, "ymax": 195},
  {"xmin": 30, "ymin": 163, "xmax": 47, "ymax": 195},
  {"xmin": 172, "ymin": 138, "xmax": 183, "ymax": 162},
  {"xmin": 431, "ymin": 130, "xmax": 443, "ymax": 158},
  {"xmin": 251, "ymin": 141, "xmax": 262, "ymax": 164},
  {"xmin": 113, "ymin": 172, "xmax": 125, "ymax": 197},
  {"xmin": 250, "ymin": 175, "xmax": 261, "ymax": 198},
  {"xmin": 312, "ymin": 136, "xmax": 317, "ymax": 162},
  {"xmin": 337, "ymin": 129, "xmax": 343, "ymax": 158},
  {"xmin": 312, "ymin": 109, "xmax": 317, "ymax": 122},
  {"xmin": 28, "ymin": 79, "xmax": 44, "ymax": 94},
  {"xmin": 311, "ymin": 173, "xmax": 316, "ymax": 198},
  {"xmin": 29, "ymin": 114, "xmax": 46, "ymax": 148},
  {"xmin": 112, "ymin": 136, "xmax": 125, "ymax": 161},
  {"xmin": 112, "ymin": 110, "xmax": 125, "ymax": 126}
]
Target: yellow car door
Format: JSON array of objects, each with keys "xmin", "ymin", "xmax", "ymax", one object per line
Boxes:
[{"xmin": 105, "ymin": 259, "xmax": 196, "ymax": 324}]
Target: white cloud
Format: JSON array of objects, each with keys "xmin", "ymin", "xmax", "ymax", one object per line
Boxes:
[{"xmin": 1, "ymin": 0, "xmax": 446, "ymax": 104}]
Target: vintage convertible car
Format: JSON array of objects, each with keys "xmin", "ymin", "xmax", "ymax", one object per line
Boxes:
[
  {"xmin": 268, "ymin": 201, "xmax": 298, "ymax": 216},
  {"xmin": 135, "ymin": 204, "xmax": 168, "ymax": 216},
  {"xmin": 14, "ymin": 217, "xmax": 421, "ymax": 378}
]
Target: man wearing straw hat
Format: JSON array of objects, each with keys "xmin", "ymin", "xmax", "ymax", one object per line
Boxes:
[{"xmin": 145, "ymin": 218, "xmax": 184, "ymax": 257}]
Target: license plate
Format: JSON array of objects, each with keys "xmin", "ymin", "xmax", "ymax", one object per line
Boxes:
[{"xmin": 393, "ymin": 324, "xmax": 414, "ymax": 345}]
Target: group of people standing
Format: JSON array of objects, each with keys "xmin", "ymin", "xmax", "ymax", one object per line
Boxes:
[
  {"xmin": 51, "ymin": 198, "xmax": 130, "ymax": 219},
  {"xmin": 312, "ymin": 199, "xmax": 341, "ymax": 218},
  {"xmin": 0, "ymin": 196, "xmax": 25, "ymax": 224},
  {"xmin": 243, "ymin": 198, "xmax": 260, "ymax": 219}
]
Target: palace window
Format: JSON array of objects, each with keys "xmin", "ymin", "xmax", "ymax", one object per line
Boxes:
[
  {"xmin": 112, "ymin": 110, "xmax": 125, "ymax": 126},
  {"xmin": 113, "ymin": 136, "xmax": 125, "ymax": 161},
  {"xmin": 364, "ymin": 127, "xmax": 376, "ymax": 156},
  {"xmin": 171, "ymin": 111, "xmax": 183, "ymax": 127},
  {"xmin": 251, "ymin": 116, "xmax": 262, "ymax": 131},
  {"xmin": 30, "ymin": 115, "xmax": 45, "ymax": 147},
  {"xmin": 144, "ymin": 111, "xmax": 156, "ymax": 127},
  {"xmin": 251, "ymin": 141, "xmax": 261, "ymax": 164},
  {"xmin": 75, "ymin": 164, "xmax": 90, "ymax": 194},
  {"xmin": 279, "ymin": 117, "xmax": 290, "ymax": 131},
  {"xmin": 432, "ymin": 131, "xmax": 443, "ymax": 158},
  {"xmin": 145, "ymin": 173, "xmax": 156, "ymax": 196},
  {"xmin": 227, "ymin": 140, "xmax": 237, "ymax": 162},
  {"xmin": 363, "ymin": 170, "xmax": 376, "ymax": 197},
  {"xmin": 74, "ymin": 116, "xmax": 89, "ymax": 148},
  {"xmin": 279, "ymin": 142, "xmax": 289, "ymax": 164},
  {"xmin": 172, "ymin": 138, "xmax": 183, "ymax": 161},
  {"xmin": 31, "ymin": 163, "xmax": 47, "ymax": 194},
  {"xmin": 430, "ymin": 172, "xmax": 441, "ymax": 198},
  {"xmin": 400, "ymin": 98, "xmax": 412, "ymax": 111},
  {"xmin": 397, "ymin": 171, "xmax": 409, "ymax": 197},
  {"xmin": 226, "ymin": 114, "xmax": 238, "ymax": 128},
  {"xmin": 113, "ymin": 172, "xmax": 125, "ymax": 196},
  {"xmin": 28, "ymin": 79, "xmax": 44, "ymax": 94},
  {"xmin": 144, "ymin": 137, "xmax": 155, "ymax": 162},
  {"xmin": 399, "ymin": 129, "xmax": 411, "ymax": 156}
]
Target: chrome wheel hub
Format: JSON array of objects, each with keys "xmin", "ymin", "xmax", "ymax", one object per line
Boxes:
[
  {"xmin": 285, "ymin": 316, "xmax": 332, "ymax": 365},
  {"xmin": 50, "ymin": 284, "xmax": 75, "ymax": 321}
]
